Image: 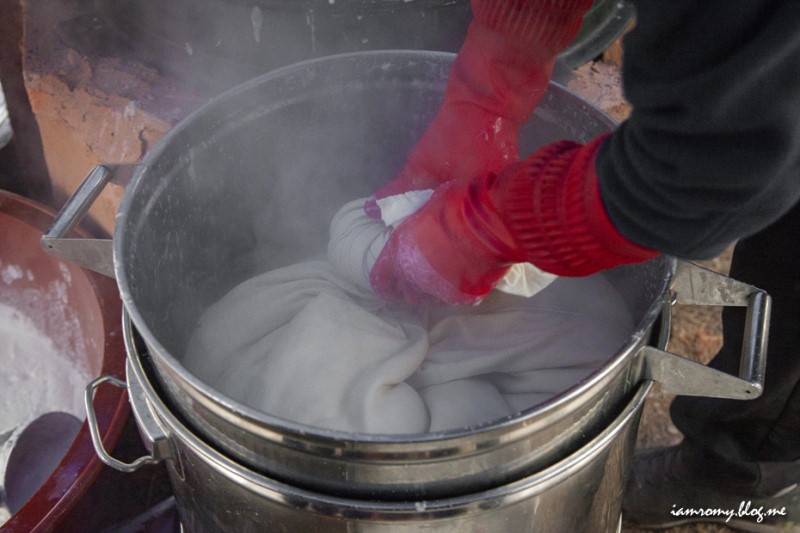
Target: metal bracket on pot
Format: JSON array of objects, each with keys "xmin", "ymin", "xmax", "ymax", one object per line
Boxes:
[
  {"xmin": 85, "ymin": 375, "xmax": 170, "ymax": 472},
  {"xmin": 40, "ymin": 164, "xmax": 138, "ymax": 278},
  {"xmin": 641, "ymin": 260, "xmax": 770, "ymax": 400}
]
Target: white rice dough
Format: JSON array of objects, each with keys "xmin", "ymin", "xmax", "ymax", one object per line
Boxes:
[
  {"xmin": 337, "ymin": 190, "xmax": 559, "ymax": 297},
  {"xmin": 183, "ymin": 199, "xmax": 635, "ymax": 435}
]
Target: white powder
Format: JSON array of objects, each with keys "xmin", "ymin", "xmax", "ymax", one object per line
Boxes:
[
  {"xmin": 0, "ymin": 301, "xmax": 91, "ymax": 513},
  {"xmin": 1, "ymin": 264, "xmax": 24, "ymax": 285}
]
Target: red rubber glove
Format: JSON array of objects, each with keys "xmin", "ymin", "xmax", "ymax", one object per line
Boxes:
[
  {"xmin": 369, "ymin": 135, "xmax": 659, "ymax": 305},
  {"xmin": 365, "ymin": 0, "xmax": 593, "ymax": 217}
]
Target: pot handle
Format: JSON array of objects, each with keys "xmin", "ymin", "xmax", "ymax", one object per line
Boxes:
[
  {"xmin": 85, "ymin": 375, "xmax": 170, "ymax": 472},
  {"xmin": 40, "ymin": 164, "xmax": 138, "ymax": 278},
  {"xmin": 641, "ymin": 259, "xmax": 770, "ymax": 400}
]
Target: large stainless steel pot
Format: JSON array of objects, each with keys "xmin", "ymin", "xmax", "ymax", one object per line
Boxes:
[
  {"xmin": 44, "ymin": 52, "xmax": 769, "ymax": 500},
  {"xmin": 92, "ymin": 319, "xmax": 651, "ymax": 532}
]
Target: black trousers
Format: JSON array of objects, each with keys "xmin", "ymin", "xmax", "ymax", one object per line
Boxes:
[{"xmin": 670, "ymin": 200, "xmax": 800, "ymax": 497}]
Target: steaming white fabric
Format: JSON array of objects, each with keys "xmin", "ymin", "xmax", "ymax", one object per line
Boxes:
[
  {"xmin": 183, "ymin": 199, "xmax": 635, "ymax": 434},
  {"xmin": 332, "ymin": 189, "xmax": 558, "ymax": 297}
]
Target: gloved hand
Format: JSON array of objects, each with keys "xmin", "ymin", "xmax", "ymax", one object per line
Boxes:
[
  {"xmin": 365, "ymin": 0, "xmax": 594, "ymax": 217},
  {"xmin": 369, "ymin": 136, "xmax": 659, "ymax": 305}
]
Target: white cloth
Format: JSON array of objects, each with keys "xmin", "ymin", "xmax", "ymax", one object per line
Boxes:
[
  {"xmin": 376, "ymin": 190, "xmax": 558, "ymax": 297},
  {"xmin": 183, "ymin": 199, "xmax": 634, "ymax": 434}
]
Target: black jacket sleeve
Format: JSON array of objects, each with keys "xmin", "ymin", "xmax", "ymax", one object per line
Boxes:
[{"xmin": 595, "ymin": 0, "xmax": 800, "ymax": 259}]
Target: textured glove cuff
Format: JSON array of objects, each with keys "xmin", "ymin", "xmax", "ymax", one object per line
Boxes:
[
  {"xmin": 471, "ymin": 0, "xmax": 593, "ymax": 55},
  {"xmin": 490, "ymin": 135, "xmax": 659, "ymax": 276}
]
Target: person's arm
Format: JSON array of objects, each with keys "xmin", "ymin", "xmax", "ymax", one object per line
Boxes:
[
  {"xmin": 370, "ymin": 136, "xmax": 658, "ymax": 304},
  {"xmin": 599, "ymin": 0, "xmax": 800, "ymax": 259},
  {"xmin": 370, "ymin": 0, "xmax": 800, "ymax": 305},
  {"xmin": 366, "ymin": 0, "xmax": 593, "ymax": 214}
]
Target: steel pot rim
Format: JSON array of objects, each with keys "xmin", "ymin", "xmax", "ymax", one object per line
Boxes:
[
  {"xmin": 126, "ymin": 349, "xmax": 653, "ymax": 518},
  {"xmin": 126, "ymin": 306, "xmax": 659, "ymax": 445},
  {"xmin": 113, "ymin": 50, "xmax": 672, "ymax": 446}
]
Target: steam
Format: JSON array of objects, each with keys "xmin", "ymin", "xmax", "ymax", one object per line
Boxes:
[
  {"xmin": 107, "ymin": 1, "xmax": 470, "ymax": 98},
  {"xmin": 251, "ymin": 7, "xmax": 263, "ymax": 44}
]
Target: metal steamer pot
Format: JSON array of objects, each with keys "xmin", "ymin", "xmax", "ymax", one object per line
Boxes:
[
  {"xmin": 43, "ymin": 52, "xmax": 770, "ymax": 502},
  {"xmin": 118, "ymin": 316, "xmax": 648, "ymax": 532}
]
